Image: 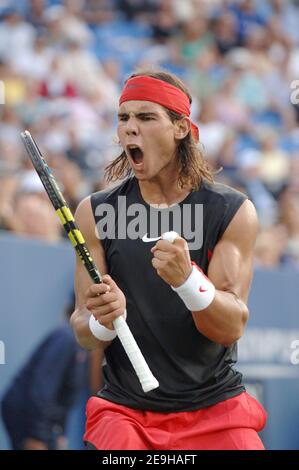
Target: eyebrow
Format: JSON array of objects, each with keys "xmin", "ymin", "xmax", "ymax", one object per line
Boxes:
[{"xmin": 118, "ymin": 111, "xmax": 158, "ymax": 118}]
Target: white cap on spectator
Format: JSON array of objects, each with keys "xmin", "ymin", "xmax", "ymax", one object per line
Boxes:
[
  {"xmin": 238, "ymin": 149, "xmax": 261, "ymax": 169},
  {"xmin": 173, "ymin": 0, "xmax": 195, "ymax": 22},
  {"xmin": 226, "ymin": 48, "xmax": 253, "ymax": 69},
  {"xmin": 20, "ymin": 171, "xmax": 44, "ymax": 193},
  {"xmin": 43, "ymin": 5, "xmax": 66, "ymax": 23}
]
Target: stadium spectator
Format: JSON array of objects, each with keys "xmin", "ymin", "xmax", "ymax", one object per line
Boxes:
[
  {"xmin": 212, "ymin": 11, "xmax": 240, "ymax": 55},
  {"xmin": 0, "ymin": 7, "xmax": 36, "ymax": 64},
  {"xmin": 117, "ymin": 0, "xmax": 159, "ymax": 22},
  {"xmin": 11, "ymin": 191, "xmax": 62, "ymax": 242},
  {"xmin": 1, "ymin": 299, "xmax": 89, "ymax": 450},
  {"xmin": 254, "ymin": 224, "xmax": 288, "ymax": 267},
  {"xmin": 81, "ymin": 0, "xmax": 117, "ymax": 26}
]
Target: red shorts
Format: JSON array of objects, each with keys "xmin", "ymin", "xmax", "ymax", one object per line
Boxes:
[{"xmin": 84, "ymin": 392, "xmax": 267, "ymax": 450}]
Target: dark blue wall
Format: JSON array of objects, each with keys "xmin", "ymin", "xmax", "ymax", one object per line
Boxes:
[{"xmin": 0, "ymin": 232, "xmax": 75, "ymax": 449}]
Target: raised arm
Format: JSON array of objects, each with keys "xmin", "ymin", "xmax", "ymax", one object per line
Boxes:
[
  {"xmin": 191, "ymin": 199, "xmax": 258, "ymax": 346},
  {"xmin": 151, "ymin": 199, "xmax": 258, "ymax": 347}
]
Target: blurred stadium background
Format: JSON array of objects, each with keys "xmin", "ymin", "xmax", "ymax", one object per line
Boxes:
[{"xmin": 0, "ymin": 0, "xmax": 299, "ymax": 450}]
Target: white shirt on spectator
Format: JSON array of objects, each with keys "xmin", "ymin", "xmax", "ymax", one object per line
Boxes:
[{"xmin": 0, "ymin": 18, "xmax": 36, "ymax": 63}]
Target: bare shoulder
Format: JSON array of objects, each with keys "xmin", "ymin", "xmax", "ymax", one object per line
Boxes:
[
  {"xmin": 208, "ymin": 199, "xmax": 258, "ymax": 301},
  {"xmin": 75, "ymin": 196, "xmax": 97, "ymax": 244},
  {"xmin": 75, "ymin": 195, "xmax": 93, "ymax": 225},
  {"xmin": 222, "ymin": 199, "xmax": 259, "ymax": 249}
]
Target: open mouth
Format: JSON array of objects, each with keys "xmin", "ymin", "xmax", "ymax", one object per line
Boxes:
[{"xmin": 127, "ymin": 146, "xmax": 144, "ymax": 164}]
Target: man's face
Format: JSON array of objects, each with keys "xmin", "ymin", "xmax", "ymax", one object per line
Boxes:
[{"xmin": 117, "ymin": 100, "xmax": 179, "ymax": 182}]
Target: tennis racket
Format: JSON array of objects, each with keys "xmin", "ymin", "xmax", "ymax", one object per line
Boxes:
[{"xmin": 21, "ymin": 130, "xmax": 159, "ymax": 393}]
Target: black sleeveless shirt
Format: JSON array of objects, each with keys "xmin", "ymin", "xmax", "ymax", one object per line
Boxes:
[{"xmin": 90, "ymin": 177, "xmax": 247, "ymax": 412}]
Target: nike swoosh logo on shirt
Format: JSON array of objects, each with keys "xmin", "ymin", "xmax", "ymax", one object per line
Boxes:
[{"xmin": 142, "ymin": 234, "xmax": 161, "ymax": 243}]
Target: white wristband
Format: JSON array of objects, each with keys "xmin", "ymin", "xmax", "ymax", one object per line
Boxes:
[
  {"xmin": 89, "ymin": 309, "xmax": 127, "ymax": 342},
  {"xmin": 172, "ymin": 264, "xmax": 215, "ymax": 311}
]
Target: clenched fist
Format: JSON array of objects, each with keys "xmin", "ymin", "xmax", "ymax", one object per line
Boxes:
[{"xmin": 151, "ymin": 234, "xmax": 192, "ymax": 287}]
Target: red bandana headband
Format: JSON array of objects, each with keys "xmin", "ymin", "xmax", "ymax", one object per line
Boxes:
[{"xmin": 119, "ymin": 76, "xmax": 199, "ymax": 142}]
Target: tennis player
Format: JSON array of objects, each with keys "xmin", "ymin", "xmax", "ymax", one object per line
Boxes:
[{"xmin": 71, "ymin": 70, "xmax": 267, "ymax": 450}]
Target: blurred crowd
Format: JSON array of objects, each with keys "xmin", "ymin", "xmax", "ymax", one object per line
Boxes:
[{"xmin": 1, "ymin": 0, "xmax": 299, "ymax": 268}]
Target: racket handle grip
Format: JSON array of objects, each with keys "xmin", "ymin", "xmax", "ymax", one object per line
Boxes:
[{"xmin": 113, "ymin": 316, "xmax": 159, "ymax": 393}]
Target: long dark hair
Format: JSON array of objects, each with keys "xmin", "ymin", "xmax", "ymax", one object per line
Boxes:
[{"xmin": 104, "ymin": 70, "xmax": 214, "ymax": 189}]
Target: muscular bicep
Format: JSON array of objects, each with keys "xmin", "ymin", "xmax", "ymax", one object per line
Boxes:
[
  {"xmin": 207, "ymin": 199, "xmax": 258, "ymax": 303},
  {"xmin": 74, "ymin": 196, "xmax": 107, "ymax": 308}
]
